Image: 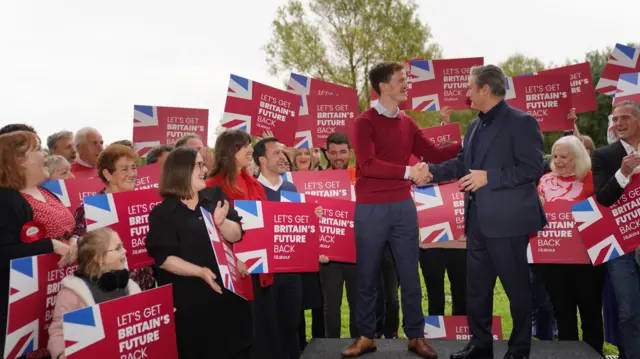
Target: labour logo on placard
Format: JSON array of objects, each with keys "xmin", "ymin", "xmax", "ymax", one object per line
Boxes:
[
  {"xmin": 420, "ymin": 222, "xmax": 454, "ymax": 244},
  {"xmin": 234, "ymin": 200, "xmax": 265, "ymax": 230},
  {"xmin": 423, "ymin": 316, "xmax": 447, "ymax": 339},
  {"xmin": 63, "ymin": 306, "xmax": 106, "ymax": 356},
  {"xmin": 614, "ymin": 72, "xmax": 640, "ymax": 104},
  {"xmin": 235, "ymin": 249, "xmax": 269, "ymax": 274},
  {"xmin": 597, "ymin": 43, "xmax": 640, "ymax": 96},
  {"xmin": 40, "ymin": 180, "xmax": 71, "ymax": 207},
  {"xmin": 84, "ymin": 193, "xmax": 119, "ymax": 230},
  {"xmin": 413, "ymin": 185, "xmax": 444, "ymax": 211}
]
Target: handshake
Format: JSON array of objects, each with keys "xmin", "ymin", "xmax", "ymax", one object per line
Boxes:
[{"xmin": 409, "ymin": 162, "xmax": 433, "ymax": 186}]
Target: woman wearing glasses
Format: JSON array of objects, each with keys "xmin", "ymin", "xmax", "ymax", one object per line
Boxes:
[
  {"xmin": 48, "ymin": 227, "xmax": 141, "ymax": 359},
  {"xmin": 146, "ymin": 147, "xmax": 252, "ymax": 359}
]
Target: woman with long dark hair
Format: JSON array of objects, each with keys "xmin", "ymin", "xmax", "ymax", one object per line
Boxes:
[{"xmin": 206, "ymin": 129, "xmax": 284, "ymax": 359}]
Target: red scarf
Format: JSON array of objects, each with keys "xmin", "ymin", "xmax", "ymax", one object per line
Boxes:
[{"xmin": 205, "ymin": 171, "xmax": 272, "ymax": 300}]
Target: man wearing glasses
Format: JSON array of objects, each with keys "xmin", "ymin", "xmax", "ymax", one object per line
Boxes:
[{"xmin": 591, "ymin": 100, "xmax": 640, "ymax": 359}]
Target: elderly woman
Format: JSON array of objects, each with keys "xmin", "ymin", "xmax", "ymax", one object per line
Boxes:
[
  {"xmin": 0, "ymin": 131, "xmax": 72, "ymax": 358},
  {"xmin": 45, "ymin": 155, "xmax": 75, "ymax": 180},
  {"xmin": 74, "ymin": 144, "xmax": 156, "ymax": 290},
  {"xmin": 537, "ymin": 135, "xmax": 605, "ymax": 354},
  {"xmin": 48, "ymin": 228, "xmax": 141, "ymax": 359}
]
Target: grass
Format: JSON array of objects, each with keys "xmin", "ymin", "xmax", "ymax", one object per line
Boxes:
[{"xmin": 302, "ymin": 272, "xmax": 619, "ymax": 356}]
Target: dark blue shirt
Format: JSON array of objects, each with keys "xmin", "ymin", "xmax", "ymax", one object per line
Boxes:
[
  {"xmin": 258, "ymin": 176, "xmax": 298, "ymax": 202},
  {"xmin": 471, "ymin": 100, "xmax": 507, "ymax": 163}
]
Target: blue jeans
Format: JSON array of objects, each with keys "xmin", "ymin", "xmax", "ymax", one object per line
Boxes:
[{"xmin": 607, "ymin": 252, "xmax": 640, "ymax": 359}]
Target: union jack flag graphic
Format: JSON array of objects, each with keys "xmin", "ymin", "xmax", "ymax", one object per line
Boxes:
[
  {"xmin": 412, "ymin": 94, "xmax": 440, "ymax": 112},
  {"xmin": 287, "ymin": 73, "xmax": 311, "ymax": 95},
  {"xmin": 39, "ymin": 179, "xmax": 71, "ymax": 207},
  {"xmin": 571, "ymin": 197, "xmax": 625, "ymax": 265},
  {"xmin": 221, "ymin": 112, "xmax": 251, "ymax": 133},
  {"xmin": 280, "ymin": 190, "xmax": 306, "ymax": 203},
  {"xmin": 410, "ymin": 60, "xmax": 436, "ymax": 83},
  {"xmin": 294, "ymin": 130, "xmax": 313, "ymax": 149},
  {"xmin": 420, "ymin": 222, "xmax": 454, "ymax": 245},
  {"xmin": 4, "ymin": 257, "xmax": 40, "ymax": 359},
  {"xmin": 423, "ymin": 316, "xmax": 447, "ymax": 338},
  {"xmin": 62, "ymin": 306, "xmax": 106, "ymax": 356},
  {"xmin": 135, "ymin": 141, "xmax": 162, "ymax": 157},
  {"xmin": 413, "ymin": 185, "xmax": 444, "ymax": 212},
  {"xmin": 235, "ymin": 249, "xmax": 269, "ymax": 274},
  {"xmin": 133, "ymin": 105, "xmax": 158, "ymax": 128},
  {"xmin": 228, "ymin": 74, "xmax": 253, "ymax": 100},
  {"xmin": 504, "ymin": 77, "xmax": 516, "ymax": 100},
  {"xmin": 234, "ymin": 200, "xmax": 265, "ymax": 230},
  {"xmin": 596, "ymin": 43, "xmax": 640, "ymax": 96},
  {"xmin": 571, "ymin": 197, "xmax": 603, "ymax": 232},
  {"xmin": 613, "ymin": 72, "xmax": 640, "ymax": 105},
  {"xmin": 84, "ymin": 193, "xmax": 119, "ymax": 230},
  {"xmin": 588, "ymin": 234, "xmax": 625, "ymax": 266},
  {"xmin": 201, "ymin": 208, "xmax": 220, "ymax": 243}
]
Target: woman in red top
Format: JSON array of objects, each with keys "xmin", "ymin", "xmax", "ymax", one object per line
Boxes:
[
  {"xmin": 205, "ymin": 129, "xmax": 285, "ymax": 359},
  {"xmin": 537, "ymin": 135, "xmax": 604, "ymax": 354},
  {"xmin": 0, "ymin": 131, "xmax": 73, "ymax": 358}
]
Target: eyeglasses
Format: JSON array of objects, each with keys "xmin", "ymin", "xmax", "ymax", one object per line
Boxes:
[{"xmin": 108, "ymin": 243, "xmax": 124, "ymax": 252}]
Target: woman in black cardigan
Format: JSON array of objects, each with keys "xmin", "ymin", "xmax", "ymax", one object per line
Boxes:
[{"xmin": 0, "ymin": 131, "xmax": 71, "ymax": 358}]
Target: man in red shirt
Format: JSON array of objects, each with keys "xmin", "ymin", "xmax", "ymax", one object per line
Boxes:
[
  {"xmin": 71, "ymin": 127, "xmax": 103, "ymax": 173},
  {"xmin": 342, "ymin": 62, "xmax": 460, "ymax": 358}
]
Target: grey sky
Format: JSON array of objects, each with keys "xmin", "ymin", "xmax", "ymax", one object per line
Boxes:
[{"xmin": 1, "ymin": 0, "xmax": 638, "ymax": 146}]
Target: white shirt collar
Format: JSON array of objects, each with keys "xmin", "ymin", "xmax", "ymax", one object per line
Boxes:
[
  {"xmin": 75, "ymin": 157, "xmax": 93, "ymax": 168},
  {"xmin": 257, "ymin": 173, "xmax": 283, "ymax": 192},
  {"xmin": 619, "ymin": 140, "xmax": 636, "ymax": 155},
  {"xmin": 373, "ymin": 102, "xmax": 400, "ymax": 118}
]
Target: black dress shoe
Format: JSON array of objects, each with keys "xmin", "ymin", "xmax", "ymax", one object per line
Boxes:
[
  {"xmin": 503, "ymin": 352, "xmax": 528, "ymax": 359},
  {"xmin": 450, "ymin": 343, "xmax": 493, "ymax": 359}
]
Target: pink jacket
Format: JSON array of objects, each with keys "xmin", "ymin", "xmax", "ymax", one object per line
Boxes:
[{"xmin": 47, "ymin": 275, "xmax": 141, "ymax": 359}]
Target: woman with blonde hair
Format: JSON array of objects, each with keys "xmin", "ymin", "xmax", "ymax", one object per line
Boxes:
[
  {"xmin": 48, "ymin": 228, "xmax": 141, "ymax": 359},
  {"xmin": 292, "ymin": 148, "xmax": 319, "ymax": 171},
  {"xmin": 45, "ymin": 155, "xmax": 75, "ymax": 180}
]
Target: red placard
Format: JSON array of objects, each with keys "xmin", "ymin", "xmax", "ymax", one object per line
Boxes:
[
  {"xmin": 4, "ymin": 254, "xmax": 77, "ymax": 359},
  {"xmin": 282, "ymin": 170, "xmax": 353, "ymax": 201},
  {"xmin": 505, "ymin": 74, "xmax": 573, "ymax": 132},
  {"xmin": 414, "ymin": 183, "xmax": 465, "ymax": 248},
  {"xmin": 294, "ymin": 93, "xmax": 358, "ymax": 149},
  {"xmin": 596, "ymin": 43, "xmax": 640, "ymax": 96},
  {"xmin": 410, "ymin": 57, "xmax": 484, "ymax": 111},
  {"xmin": 40, "ymin": 177, "xmax": 104, "ymax": 211},
  {"xmin": 63, "ymin": 285, "xmax": 177, "ymax": 359},
  {"xmin": 84, "ymin": 189, "xmax": 163, "ymax": 270},
  {"xmin": 613, "ymin": 72, "xmax": 640, "ymax": 105},
  {"xmin": 409, "ymin": 123, "xmax": 462, "ymax": 165},
  {"xmin": 528, "ymin": 201, "xmax": 590, "ymax": 264},
  {"xmin": 287, "ymin": 72, "xmax": 356, "ymax": 97},
  {"xmin": 223, "ymin": 74, "xmax": 300, "ymax": 146},
  {"xmin": 571, "ymin": 177, "xmax": 640, "ymax": 265},
  {"xmin": 233, "ymin": 201, "xmax": 320, "ymax": 273},
  {"xmin": 530, "ymin": 63, "xmax": 597, "ymax": 114},
  {"xmin": 280, "ymin": 191, "xmax": 356, "ymax": 263},
  {"xmin": 200, "ymin": 207, "xmax": 250, "ymax": 300},
  {"xmin": 424, "ymin": 316, "xmax": 502, "ymax": 340},
  {"xmin": 133, "ymin": 163, "xmax": 161, "ymax": 192},
  {"xmin": 133, "ymin": 105, "xmax": 209, "ymax": 156}
]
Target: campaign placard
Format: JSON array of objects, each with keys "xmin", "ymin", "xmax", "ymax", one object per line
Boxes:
[
  {"xmin": 133, "ymin": 105, "xmax": 208, "ymax": 156},
  {"xmin": 63, "ymin": 285, "xmax": 177, "ymax": 359},
  {"xmin": 223, "ymin": 74, "xmax": 300, "ymax": 146},
  {"xmin": 504, "ymin": 74, "xmax": 573, "ymax": 132},
  {"xmin": 409, "ymin": 123, "xmax": 462, "ymax": 165},
  {"xmin": 413, "ymin": 183, "xmax": 465, "ymax": 248},
  {"xmin": 4, "ymin": 254, "xmax": 77, "ymax": 359},
  {"xmin": 133, "ymin": 163, "xmax": 161, "ymax": 192},
  {"xmin": 613, "ymin": 72, "xmax": 640, "ymax": 105},
  {"xmin": 282, "ymin": 170, "xmax": 353, "ymax": 201},
  {"xmin": 233, "ymin": 200, "xmax": 320, "ymax": 273},
  {"xmin": 571, "ymin": 178, "xmax": 640, "ymax": 265},
  {"xmin": 200, "ymin": 207, "xmax": 249, "ymax": 300},
  {"xmin": 528, "ymin": 201, "xmax": 590, "ymax": 264},
  {"xmin": 526, "ymin": 63, "xmax": 597, "ymax": 113},
  {"xmin": 596, "ymin": 43, "xmax": 640, "ymax": 96},
  {"xmin": 424, "ymin": 316, "xmax": 502, "ymax": 340},
  {"xmin": 84, "ymin": 189, "xmax": 162, "ymax": 270},
  {"xmin": 410, "ymin": 57, "xmax": 484, "ymax": 111},
  {"xmin": 280, "ymin": 191, "xmax": 356, "ymax": 263},
  {"xmin": 40, "ymin": 177, "xmax": 104, "ymax": 211},
  {"xmin": 294, "ymin": 93, "xmax": 358, "ymax": 149}
]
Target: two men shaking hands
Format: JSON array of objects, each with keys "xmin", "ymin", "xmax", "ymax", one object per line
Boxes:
[{"xmin": 409, "ymin": 161, "xmax": 489, "ymax": 193}]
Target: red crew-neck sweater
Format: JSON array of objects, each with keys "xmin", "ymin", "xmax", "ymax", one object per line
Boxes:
[{"xmin": 354, "ymin": 108, "xmax": 461, "ymax": 204}]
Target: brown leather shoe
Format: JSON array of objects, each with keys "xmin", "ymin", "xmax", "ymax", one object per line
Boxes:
[
  {"xmin": 408, "ymin": 338, "xmax": 438, "ymax": 358},
  {"xmin": 341, "ymin": 336, "xmax": 377, "ymax": 357}
]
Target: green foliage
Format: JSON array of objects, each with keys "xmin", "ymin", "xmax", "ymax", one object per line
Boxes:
[{"xmin": 499, "ymin": 53, "xmax": 545, "ymax": 77}]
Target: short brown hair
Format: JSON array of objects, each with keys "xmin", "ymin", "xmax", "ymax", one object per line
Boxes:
[
  {"xmin": 175, "ymin": 133, "xmax": 201, "ymax": 148},
  {"xmin": 0, "ymin": 131, "xmax": 41, "ymax": 190},
  {"xmin": 326, "ymin": 132, "xmax": 351, "ymax": 149},
  {"xmin": 369, "ymin": 62, "xmax": 405, "ymax": 96},
  {"xmin": 77, "ymin": 227, "xmax": 116, "ymax": 278},
  {"xmin": 97, "ymin": 144, "xmax": 140, "ymax": 184},
  {"xmin": 159, "ymin": 147, "xmax": 199, "ymax": 200}
]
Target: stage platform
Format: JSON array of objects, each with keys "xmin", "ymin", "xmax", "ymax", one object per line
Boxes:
[{"xmin": 300, "ymin": 339, "xmax": 601, "ymax": 359}]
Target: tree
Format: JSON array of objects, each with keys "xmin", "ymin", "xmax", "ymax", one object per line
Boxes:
[
  {"xmin": 264, "ymin": 0, "xmax": 441, "ymax": 111},
  {"xmin": 499, "ymin": 53, "xmax": 545, "ymax": 77}
]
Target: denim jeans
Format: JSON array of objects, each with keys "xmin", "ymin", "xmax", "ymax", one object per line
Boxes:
[{"xmin": 607, "ymin": 252, "xmax": 640, "ymax": 359}]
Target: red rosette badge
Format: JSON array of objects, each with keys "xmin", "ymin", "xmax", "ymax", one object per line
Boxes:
[{"xmin": 20, "ymin": 220, "xmax": 45, "ymax": 243}]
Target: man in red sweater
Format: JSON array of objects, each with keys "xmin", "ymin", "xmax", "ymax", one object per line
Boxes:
[
  {"xmin": 70, "ymin": 127, "xmax": 104, "ymax": 174},
  {"xmin": 342, "ymin": 62, "xmax": 460, "ymax": 358}
]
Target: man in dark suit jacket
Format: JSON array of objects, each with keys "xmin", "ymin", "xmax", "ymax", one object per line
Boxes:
[
  {"xmin": 427, "ymin": 65, "xmax": 546, "ymax": 359},
  {"xmin": 591, "ymin": 100, "xmax": 640, "ymax": 359}
]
